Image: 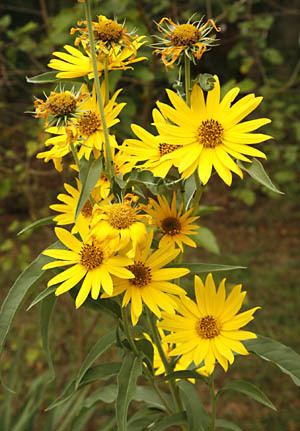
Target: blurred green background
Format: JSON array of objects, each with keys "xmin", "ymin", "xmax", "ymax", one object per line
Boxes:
[{"xmin": 0, "ymin": 0, "xmax": 299, "ymax": 429}]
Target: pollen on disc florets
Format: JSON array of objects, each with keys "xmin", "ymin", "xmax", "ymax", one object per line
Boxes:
[
  {"xmin": 128, "ymin": 261, "xmax": 152, "ymax": 287},
  {"xmin": 198, "ymin": 119, "xmax": 224, "ymax": 148},
  {"xmin": 78, "ymin": 111, "xmax": 101, "ymax": 136},
  {"xmin": 94, "ymin": 19, "xmax": 124, "ymax": 43},
  {"xmin": 196, "ymin": 315, "xmax": 220, "ymax": 339},
  {"xmin": 170, "ymin": 24, "xmax": 201, "ymax": 46},
  {"xmin": 80, "ymin": 242, "xmax": 104, "ymax": 270},
  {"xmin": 161, "ymin": 216, "xmax": 181, "ymax": 236},
  {"xmin": 108, "ymin": 203, "xmax": 137, "ymax": 229},
  {"xmin": 46, "ymin": 92, "xmax": 77, "ymax": 116},
  {"xmin": 159, "ymin": 143, "xmax": 182, "ymax": 157}
]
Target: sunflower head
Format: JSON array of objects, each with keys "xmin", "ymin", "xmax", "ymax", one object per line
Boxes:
[
  {"xmin": 34, "ymin": 89, "xmax": 82, "ymax": 127},
  {"xmin": 153, "ymin": 16, "xmax": 220, "ymax": 66}
]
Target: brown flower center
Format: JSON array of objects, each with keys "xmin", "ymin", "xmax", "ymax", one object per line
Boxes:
[
  {"xmin": 161, "ymin": 216, "xmax": 181, "ymax": 236},
  {"xmin": 78, "ymin": 111, "xmax": 101, "ymax": 136},
  {"xmin": 94, "ymin": 19, "xmax": 123, "ymax": 43},
  {"xmin": 196, "ymin": 315, "xmax": 220, "ymax": 339},
  {"xmin": 81, "ymin": 200, "xmax": 93, "ymax": 218},
  {"xmin": 80, "ymin": 242, "xmax": 104, "ymax": 270},
  {"xmin": 198, "ymin": 119, "xmax": 224, "ymax": 148},
  {"xmin": 159, "ymin": 143, "xmax": 182, "ymax": 157},
  {"xmin": 46, "ymin": 92, "xmax": 77, "ymax": 116},
  {"xmin": 170, "ymin": 24, "xmax": 200, "ymax": 46},
  {"xmin": 108, "ymin": 203, "xmax": 137, "ymax": 229},
  {"xmin": 128, "ymin": 261, "xmax": 152, "ymax": 287}
]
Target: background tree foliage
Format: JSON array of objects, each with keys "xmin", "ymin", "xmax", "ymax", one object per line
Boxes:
[{"xmin": 0, "ymin": 0, "xmax": 299, "ymax": 430}]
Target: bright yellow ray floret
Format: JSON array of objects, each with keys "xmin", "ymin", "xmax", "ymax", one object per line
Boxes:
[
  {"xmin": 159, "ymin": 273, "xmax": 260, "ymax": 375},
  {"xmin": 42, "ymin": 227, "xmax": 134, "ymax": 308},
  {"xmin": 144, "ymin": 192, "xmax": 199, "ymax": 251},
  {"xmin": 154, "ymin": 76, "xmax": 272, "ymax": 186},
  {"xmin": 103, "ymin": 231, "xmax": 189, "ymax": 325}
]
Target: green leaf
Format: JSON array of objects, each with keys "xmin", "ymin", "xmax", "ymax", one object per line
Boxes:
[
  {"xmin": 75, "ymin": 157, "xmax": 102, "ymax": 218},
  {"xmin": 46, "ymin": 362, "xmax": 121, "ymax": 411},
  {"xmin": 0, "ymin": 242, "xmax": 59, "ymax": 358},
  {"xmin": 170, "ymin": 263, "xmax": 246, "ymax": 273},
  {"xmin": 179, "ymin": 381, "xmax": 210, "ymax": 431},
  {"xmin": 245, "ymin": 335, "xmax": 300, "ymax": 386},
  {"xmin": 198, "ymin": 73, "xmax": 216, "ymax": 91},
  {"xmin": 26, "ymin": 71, "xmax": 59, "ymax": 83},
  {"xmin": 238, "ymin": 159, "xmax": 283, "ymax": 194},
  {"xmin": 195, "ymin": 227, "xmax": 220, "ymax": 254},
  {"xmin": 27, "ymin": 286, "xmax": 56, "ymax": 311},
  {"xmin": 134, "ymin": 385, "xmax": 170, "ymax": 411},
  {"xmin": 215, "ymin": 419, "xmax": 242, "ymax": 430},
  {"xmin": 128, "ymin": 407, "xmax": 162, "ymax": 431},
  {"xmin": 163, "ymin": 369, "xmax": 206, "ymax": 382},
  {"xmin": 116, "ymin": 353, "xmax": 142, "ymax": 431},
  {"xmin": 75, "ymin": 330, "xmax": 115, "ymax": 389},
  {"xmin": 84, "ymin": 384, "xmax": 117, "ymax": 407},
  {"xmin": 151, "ymin": 412, "xmax": 187, "ymax": 431},
  {"xmin": 69, "ymin": 290, "xmax": 121, "ymax": 318},
  {"xmin": 218, "ymin": 380, "xmax": 276, "ymax": 411},
  {"xmin": 40, "ymin": 293, "xmax": 57, "ymax": 382},
  {"xmin": 17, "ymin": 216, "xmax": 54, "ymax": 236}
]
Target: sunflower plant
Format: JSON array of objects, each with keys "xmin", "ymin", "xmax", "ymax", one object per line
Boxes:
[{"xmin": 1, "ymin": 1, "xmax": 300, "ymax": 430}]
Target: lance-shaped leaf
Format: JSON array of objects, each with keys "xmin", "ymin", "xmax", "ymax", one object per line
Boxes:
[
  {"xmin": 170, "ymin": 263, "xmax": 246, "ymax": 273},
  {"xmin": 40, "ymin": 294, "xmax": 57, "ymax": 382},
  {"xmin": 151, "ymin": 412, "xmax": 187, "ymax": 431},
  {"xmin": 17, "ymin": 216, "xmax": 54, "ymax": 236},
  {"xmin": 116, "ymin": 353, "xmax": 142, "ymax": 431},
  {"xmin": 245, "ymin": 335, "xmax": 300, "ymax": 386},
  {"xmin": 75, "ymin": 157, "xmax": 102, "ymax": 218},
  {"xmin": 178, "ymin": 381, "xmax": 211, "ymax": 431},
  {"xmin": 27, "ymin": 286, "xmax": 56, "ymax": 311},
  {"xmin": 75, "ymin": 330, "xmax": 116, "ymax": 389},
  {"xmin": 26, "ymin": 71, "xmax": 58, "ymax": 83},
  {"xmin": 0, "ymin": 242, "xmax": 60, "ymax": 358},
  {"xmin": 194, "ymin": 227, "xmax": 220, "ymax": 255},
  {"xmin": 238, "ymin": 159, "xmax": 283, "ymax": 194},
  {"xmin": 218, "ymin": 380, "xmax": 276, "ymax": 411}
]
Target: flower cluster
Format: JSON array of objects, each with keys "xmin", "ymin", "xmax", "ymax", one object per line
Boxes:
[{"xmin": 33, "ymin": 12, "xmax": 267, "ymax": 378}]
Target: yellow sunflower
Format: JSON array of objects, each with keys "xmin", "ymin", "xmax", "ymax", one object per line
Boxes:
[
  {"xmin": 121, "ymin": 109, "xmax": 179, "ymax": 177},
  {"xmin": 71, "ymin": 15, "xmax": 140, "ymax": 54},
  {"xmin": 42, "ymin": 227, "xmax": 134, "ymax": 307},
  {"xmin": 92, "ymin": 196, "xmax": 149, "ymax": 256},
  {"xmin": 154, "ymin": 76, "xmax": 272, "ymax": 186},
  {"xmin": 154, "ymin": 16, "xmax": 220, "ymax": 66},
  {"xmin": 159, "ymin": 273, "xmax": 259, "ymax": 375},
  {"xmin": 50, "ymin": 178, "xmax": 103, "ymax": 236},
  {"xmin": 36, "ymin": 125, "xmax": 76, "ymax": 171},
  {"xmin": 74, "ymin": 83, "xmax": 124, "ymax": 160},
  {"xmin": 144, "ymin": 330, "xmax": 209, "ymax": 380},
  {"xmin": 48, "ymin": 38, "xmax": 146, "ymax": 80},
  {"xmin": 145, "ymin": 193, "xmax": 199, "ymax": 251},
  {"xmin": 104, "ymin": 232, "xmax": 189, "ymax": 325}
]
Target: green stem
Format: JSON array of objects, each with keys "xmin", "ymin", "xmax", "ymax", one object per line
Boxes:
[
  {"xmin": 209, "ymin": 374, "xmax": 217, "ymax": 430},
  {"xmin": 84, "ymin": 0, "xmax": 114, "ymax": 179},
  {"xmin": 143, "ymin": 365, "xmax": 172, "ymax": 414},
  {"xmin": 104, "ymin": 54, "xmax": 110, "ymax": 104},
  {"xmin": 184, "ymin": 55, "xmax": 191, "ymax": 106},
  {"xmin": 192, "ymin": 172, "xmax": 204, "ymax": 214},
  {"xmin": 121, "ymin": 306, "xmax": 139, "ymax": 357},
  {"xmin": 146, "ymin": 310, "xmax": 184, "ymax": 413}
]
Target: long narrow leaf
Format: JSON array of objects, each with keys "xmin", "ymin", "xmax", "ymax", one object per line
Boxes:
[
  {"xmin": 245, "ymin": 335, "xmax": 300, "ymax": 386},
  {"xmin": 215, "ymin": 419, "xmax": 242, "ymax": 430},
  {"xmin": 0, "ymin": 242, "xmax": 59, "ymax": 358},
  {"xmin": 238, "ymin": 159, "xmax": 283, "ymax": 194},
  {"xmin": 75, "ymin": 330, "xmax": 115, "ymax": 388},
  {"xmin": 178, "ymin": 380, "xmax": 211, "ymax": 431},
  {"xmin": 75, "ymin": 157, "xmax": 102, "ymax": 218},
  {"xmin": 17, "ymin": 216, "xmax": 53, "ymax": 236},
  {"xmin": 116, "ymin": 353, "xmax": 142, "ymax": 431},
  {"xmin": 27, "ymin": 286, "xmax": 56, "ymax": 311},
  {"xmin": 151, "ymin": 412, "xmax": 187, "ymax": 431},
  {"xmin": 170, "ymin": 263, "xmax": 246, "ymax": 273},
  {"xmin": 40, "ymin": 293, "xmax": 57, "ymax": 381}
]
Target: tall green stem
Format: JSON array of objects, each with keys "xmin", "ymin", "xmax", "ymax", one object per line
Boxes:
[
  {"xmin": 184, "ymin": 55, "xmax": 191, "ymax": 106},
  {"xmin": 209, "ymin": 374, "xmax": 217, "ymax": 430},
  {"xmin": 146, "ymin": 311, "xmax": 184, "ymax": 413},
  {"xmin": 84, "ymin": 0, "xmax": 114, "ymax": 179},
  {"xmin": 121, "ymin": 306, "xmax": 139, "ymax": 357},
  {"xmin": 104, "ymin": 55, "xmax": 110, "ymax": 104}
]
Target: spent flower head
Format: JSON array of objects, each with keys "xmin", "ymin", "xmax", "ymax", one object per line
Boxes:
[{"xmin": 153, "ymin": 15, "xmax": 220, "ymax": 66}]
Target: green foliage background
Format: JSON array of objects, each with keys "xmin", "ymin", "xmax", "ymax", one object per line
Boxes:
[{"xmin": 0, "ymin": 0, "xmax": 299, "ymax": 430}]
